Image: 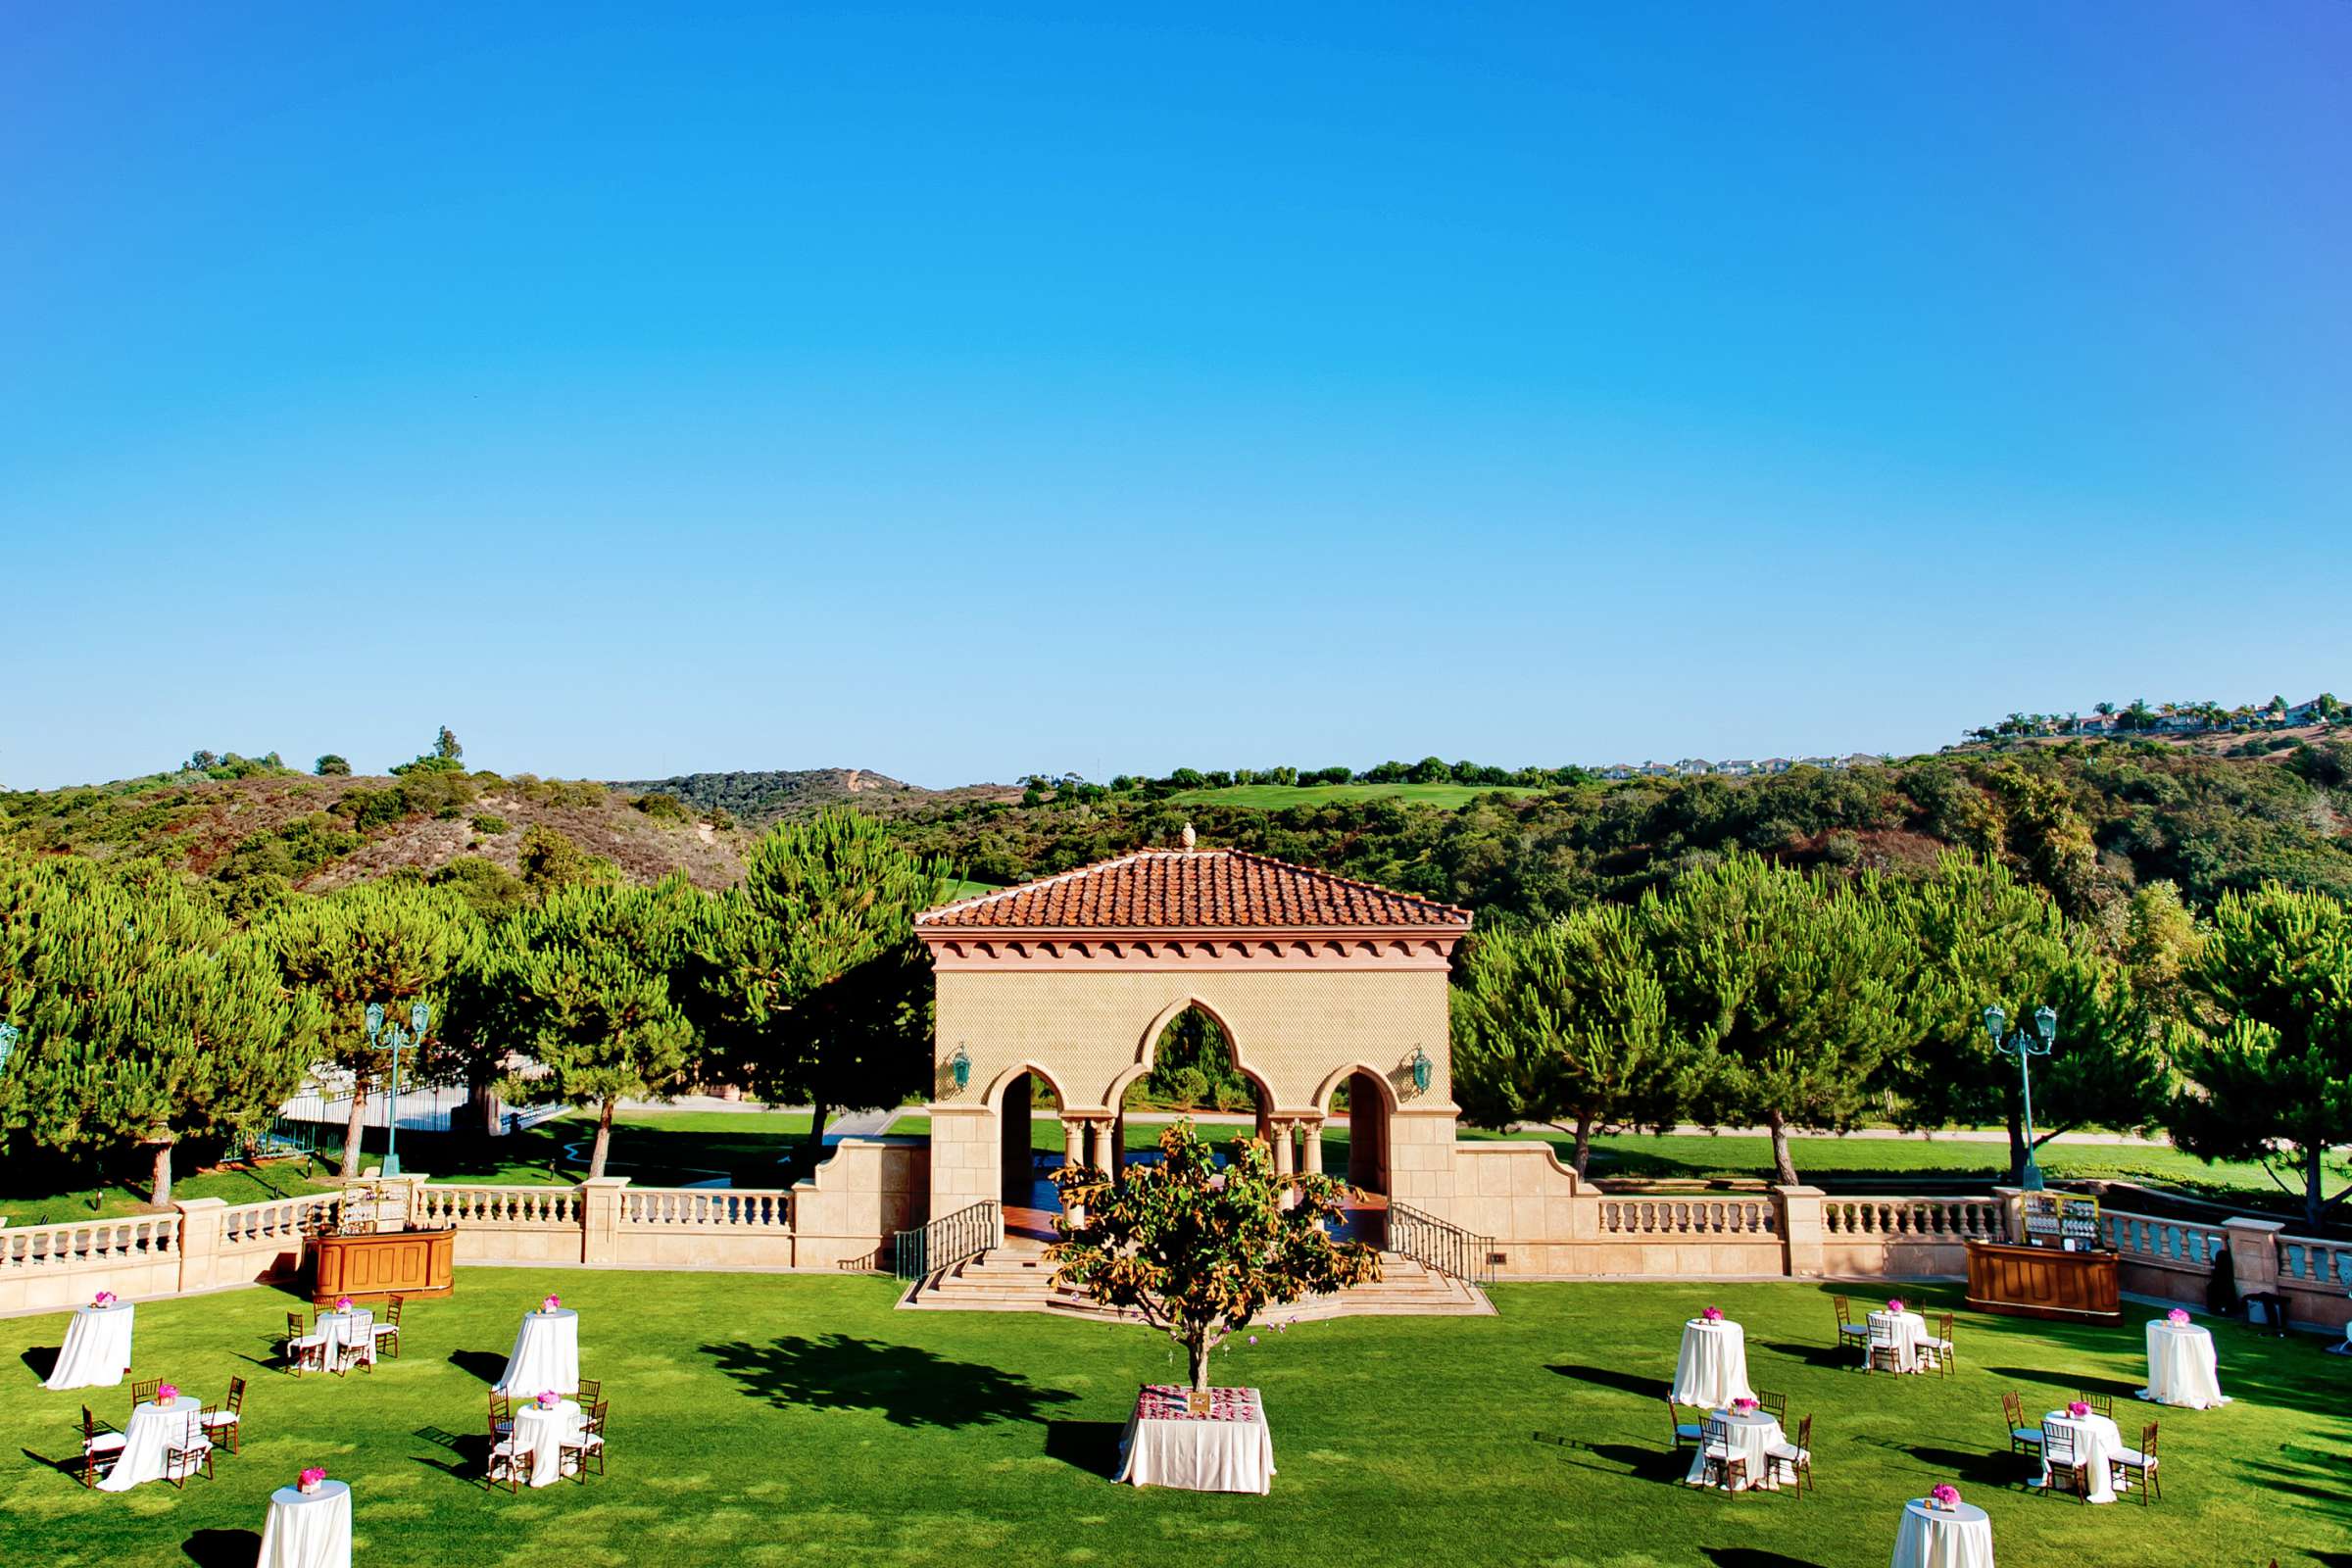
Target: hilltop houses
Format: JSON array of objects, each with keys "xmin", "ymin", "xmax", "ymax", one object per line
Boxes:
[{"xmin": 1596, "ymin": 754, "xmax": 1878, "ymax": 781}]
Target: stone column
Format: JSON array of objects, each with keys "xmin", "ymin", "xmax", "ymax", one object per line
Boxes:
[
  {"xmin": 1111, "ymin": 1109, "xmax": 1128, "ymax": 1187},
  {"xmin": 577, "ymin": 1177, "xmax": 629, "ymax": 1266},
  {"xmin": 1774, "ymin": 1185, "xmax": 1826, "ymax": 1279},
  {"xmin": 1296, "ymin": 1117, "xmax": 1324, "ymax": 1179},
  {"xmin": 2223, "ymin": 1217, "xmax": 2283, "ymax": 1316},
  {"xmin": 1271, "ymin": 1120, "xmax": 1295, "ymax": 1178},
  {"xmin": 172, "ymin": 1197, "xmax": 227, "ymax": 1295}
]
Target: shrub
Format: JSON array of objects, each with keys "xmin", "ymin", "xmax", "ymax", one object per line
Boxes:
[
  {"xmin": 632, "ymin": 792, "xmax": 692, "ymax": 824},
  {"xmin": 471, "ymin": 813, "xmax": 511, "ymax": 836},
  {"xmin": 315, "ymin": 754, "xmax": 351, "ymax": 776},
  {"xmin": 1165, "ymin": 1067, "xmax": 1211, "ymax": 1108}
]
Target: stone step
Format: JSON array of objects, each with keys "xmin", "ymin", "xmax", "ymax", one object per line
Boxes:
[{"xmin": 901, "ymin": 1248, "xmax": 1494, "ymax": 1319}]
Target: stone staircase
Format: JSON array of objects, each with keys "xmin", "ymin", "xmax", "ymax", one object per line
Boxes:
[{"xmin": 900, "ymin": 1236, "xmax": 1494, "ymax": 1320}]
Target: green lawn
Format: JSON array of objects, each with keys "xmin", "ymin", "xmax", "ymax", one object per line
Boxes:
[
  {"xmin": 1160, "ymin": 781, "xmax": 1542, "ymax": 809},
  {"xmin": 0, "ymin": 1163, "xmax": 341, "ymax": 1230},
  {"xmin": 1, "ymin": 1272, "xmax": 2340, "ymax": 1566}
]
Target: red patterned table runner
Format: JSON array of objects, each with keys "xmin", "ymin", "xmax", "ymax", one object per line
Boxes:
[{"xmin": 1135, "ymin": 1385, "xmax": 1262, "ymax": 1423}]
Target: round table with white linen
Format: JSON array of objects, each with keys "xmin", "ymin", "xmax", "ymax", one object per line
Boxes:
[
  {"xmin": 96, "ymin": 1393, "xmax": 204, "ymax": 1492},
  {"xmin": 43, "ymin": 1301, "xmax": 135, "ymax": 1391},
  {"xmin": 2038, "ymin": 1408, "xmax": 2126, "ymax": 1502},
  {"xmin": 1864, "ymin": 1309, "xmax": 1933, "ymax": 1373},
  {"xmin": 1671, "ymin": 1318, "xmax": 1757, "ymax": 1408},
  {"xmin": 259, "ymin": 1479, "xmax": 353, "ymax": 1568},
  {"xmin": 315, "ymin": 1309, "xmax": 376, "ymax": 1374},
  {"xmin": 2138, "ymin": 1319, "xmax": 2227, "ymax": 1409},
  {"xmin": 492, "ymin": 1308, "xmax": 579, "ymax": 1397},
  {"xmin": 511, "ymin": 1397, "xmax": 584, "ymax": 1488},
  {"xmin": 1684, "ymin": 1406, "xmax": 1784, "ymax": 1492},
  {"xmin": 1890, "ymin": 1497, "xmax": 1993, "ymax": 1568},
  {"xmin": 1115, "ymin": 1385, "xmax": 1275, "ymax": 1494}
]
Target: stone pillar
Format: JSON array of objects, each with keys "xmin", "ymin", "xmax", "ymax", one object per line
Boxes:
[
  {"xmin": 578, "ymin": 1177, "xmax": 629, "ymax": 1265},
  {"xmin": 1111, "ymin": 1109, "xmax": 1127, "ymax": 1187},
  {"xmin": 2223, "ymin": 1217, "xmax": 2282, "ymax": 1309},
  {"xmin": 1271, "ymin": 1120, "xmax": 1295, "ymax": 1178},
  {"xmin": 1297, "ymin": 1117, "xmax": 1323, "ymax": 1179},
  {"xmin": 1774, "ymin": 1185, "xmax": 1826, "ymax": 1279},
  {"xmin": 172, "ymin": 1197, "xmax": 227, "ymax": 1295},
  {"xmin": 1061, "ymin": 1118, "xmax": 1088, "ymax": 1169}
]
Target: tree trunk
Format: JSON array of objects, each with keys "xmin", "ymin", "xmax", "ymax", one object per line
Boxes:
[
  {"xmin": 1571, "ymin": 1111, "xmax": 1593, "ymax": 1177},
  {"xmin": 2307, "ymin": 1142, "xmax": 2326, "ymax": 1231},
  {"xmin": 802, "ymin": 1099, "xmax": 832, "ymax": 1176},
  {"xmin": 2005, "ymin": 1106, "xmax": 2029, "ymax": 1187},
  {"xmin": 148, "ymin": 1139, "xmax": 175, "ymax": 1207},
  {"xmin": 338, "ymin": 1081, "xmax": 368, "ymax": 1178},
  {"xmin": 587, "ymin": 1098, "xmax": 616, "ymax": 1179},
  {"xmin": 1765, "ymin": 1108, "xmax": 1800, "ymax": 1186},
  {"xmin": 1190, "ymin": 1333, "xmax": 1214, "ymax": 1391}
]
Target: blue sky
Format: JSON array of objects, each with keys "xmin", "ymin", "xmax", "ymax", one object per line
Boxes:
[{"xmin": 3, "ymin": 3, "xmax": 2345, "ymax": 790}]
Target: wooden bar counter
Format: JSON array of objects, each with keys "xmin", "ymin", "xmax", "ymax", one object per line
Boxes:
[
  {"xmin": 311, "ymin": 1228, "xmax": 456, "ymax": 1307},
  {"xmin": 1963, "ymin": 1238, "xmax": 2121, "ymax": 1325}
]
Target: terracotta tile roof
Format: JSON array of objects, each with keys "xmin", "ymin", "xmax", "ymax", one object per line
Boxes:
[{"xmin": 915, "ymin": 849, "xmax": 1472, "ymax": 932}]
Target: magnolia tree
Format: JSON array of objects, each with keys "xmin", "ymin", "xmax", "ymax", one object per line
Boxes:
[{"xmin": 1051, "ymin": 1123, "xmax": 1379, "ymax": 1390}]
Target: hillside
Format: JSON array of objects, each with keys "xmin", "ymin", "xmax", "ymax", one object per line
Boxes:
[{"xmin": 608, "ymin": 766, "xmax": 1018, "ymax": 824}]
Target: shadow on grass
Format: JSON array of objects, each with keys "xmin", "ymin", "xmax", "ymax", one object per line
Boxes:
[
  {"xmin": 1704, "ymin": 1551, "xmax": 1828, "ymax": 1568},
  {"xmin": 20, "ymin": 1446, "xmax": 75, "ymax": 1483},
  {"xmin": 1984, "ymin": 1366, "xmax": 2141, "ymax": 1401},
  {"xmin": 20, "ymin": 1347, "xmax": 57, "ymax": 1381},
  {"xmin": 447, "ymin": 1349, "xmax": 507, "ymax": 1385},
  {"xmin": 1756, "ymin": 1341, "xmax": 1855, "ymax": 1372},
  {"xmin": 703, "ymin": 1335, "xmax": 1077, "ymax": 1429},
  {"xmin": 1900, "ymin": 1444, "xmax": 2021, "ymax": 1490},
  {"xmin": 182, "ymin": 1529, "xmax": 262, "ymax": 1567},
  {"xmin": 1042, "ymin": 1419, "xmax": 1125, "ymax": 1475},
  {"xmin": 412, "ymin": 1424, "xmax": 486, "ymax": 1483},
  {"xmin": 1546, "ymin": 1363, "xmax": 1663, "ymax": 1399},
  {"xmin": 1587, "ymin": 1441, "xmax": 1690, "ymax": 1483}
]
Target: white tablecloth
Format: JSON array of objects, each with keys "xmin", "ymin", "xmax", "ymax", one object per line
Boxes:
[
  {"xmin": 43, "ymin": 1302, "xmax": 135, "ymax": 1391},
  {"xmin": 1671, "ymin": 1319, "xmax": 1756, "ymax": 1407},
  {"xmin": 259, "ymin": 1480, "xmax": 353, "ymax": 1568},
  {"xmin": 493, "ymin": 1309, "xmax": 579, "ymax": 1396},
  {"xmin": 96, "ymin": 1394, "xmax": 203, "ymax": 1492},
  {"xmin": 1116, "ymin": 1386, "xmax": 1275, "ymax": 1494},
  {"xmin": 512, "ymin": 1398, "xmax": 583, "ymax": 1487},
  {"xmin": 1864, "ymin": 1309, "xmax": 1933, "ymax": 1372},
  {"xmin": 2138, "ymin": 1320, "xmax": 2227, "ymax": 1408},
  {"xmin": 1891, "ymin": 1498, "xmax": 1993, "ymax": 1568},
  {"xmin": 316, "ymin": 1309, "xmax": 376, "ymax": 1372},
  {"xmin": 2039, "ymin": 1409, "xmax": 2125, "ymax": 1502},
  {"xmin": 1684, "ymin": 1407, "xmax": 1784, "ymax": 1491}
]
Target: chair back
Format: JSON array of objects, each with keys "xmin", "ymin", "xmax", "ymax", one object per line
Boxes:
[
  {"xmin": 577, "ymin": 1378, "xmax": 602, "ymax": 1403},
  {"xmin": 285, "ymin": 1312, "xmax": 305, "ymax": 1335},
  {"xmin": 2140, "ymin": 1421, "xmax": 2158, "ymax": 1456},
  {"xmin": 1702, "ymin": 1415, "xmax": 1732, "ymax": 1447},
  {"xmin": 175, "ymin": 1409, "xmax": 207, "ymax": 1449},
  {"xmin": 1868, "ymin": 1317, "xmax": 1896, "ymax": 1348},
  {"xmin": 2082, "ymin": 1391, "xmax": 2113, "ymax": 1417},
  {"xmin": 131, "ymin": 1377, "xmax": 163, "ymax": 1406},
  {"xmin": 2042, "ymin": 1420, "xmax": 2078, "ymax": 1464},
  {"xmin": 491, "ymin": 1392, "xmax": 514, "ymax": 1419},
  {"xmin": 587, "ymin": 1399, "xmax": 609, "ymax": 1433},
  {"xmin": 1935, "ymin": 1311, "xmax": 1954, "ymax": 1341},
  {"xmin": 1757, "ymin": 1390, "xmax": 1787, "ymax": 1420},
  {"xmin": 386, "ymin": 1296, "xmax": 404, "ymax": 1324},
  {"xmin": 81, "ymin": 1405, "xmax": 102, "ymax": 1441},
  {"xmin": 2001, "ymin": 1391, "xmax": 2024, "ymax": 1428},
  {"xmin": 1833, "ymin": 1295, "xmax": 1853, "ymax": 1326},
  {"xmin": 225, "ymin": 1376, "xmax": 246, "ymax": 1413},
  {"xmin": 1792, "ymin": 1414, "xmax": 1811, "ymax": 1451}
]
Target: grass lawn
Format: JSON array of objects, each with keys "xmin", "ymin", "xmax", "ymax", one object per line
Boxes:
[
  {"xmin": 1160, "ymin": 781, "xmax": 1542, "ymax": 809},
  {"xmin": 0, "ymin": 1164, "xmax": 342, "ymax": 1230},
  {"xmin": 1, "ymin": 1272, "xmax": 2341, "ymax": 1567}
]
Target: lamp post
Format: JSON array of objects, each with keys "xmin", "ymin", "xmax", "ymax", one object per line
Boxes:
[
  {"xmin": 0, "ymin": 1021, "xmax": 20, "ymax": 1074},
  {"xmin": 366, "ymin": 1002, "xmax": 431, "ymax": 1177},
  {"xmin": 1983, "ymin": 1003, "xmax": 2057, "ymax": 1191}
]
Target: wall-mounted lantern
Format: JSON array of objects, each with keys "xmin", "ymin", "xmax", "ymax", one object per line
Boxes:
[
  {"xmin": 949, "ymin": 1044, "xmax": 972, "ymax": 1092},
  {"xmin": 1408, "ymin": 1045, "xmax": 1433, "ymax": 1096}
]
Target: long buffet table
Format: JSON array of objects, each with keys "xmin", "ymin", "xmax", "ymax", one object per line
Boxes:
[{"xmin": 310, "ymin": 1227, "xmax": 456, "ymax": 1306}]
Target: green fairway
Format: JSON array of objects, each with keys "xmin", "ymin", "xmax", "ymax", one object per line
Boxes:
[
  {"xmin": 1160, "ymin": 781, "xmax": 1542, "ymax": 809},
  {"xmin": 0, "ymin": 1163, "xmax": 341, "ymax": 1230},
  {"xmin": 2, "ymin": 1271, "xmax": 2341, "ymax": 1566}
]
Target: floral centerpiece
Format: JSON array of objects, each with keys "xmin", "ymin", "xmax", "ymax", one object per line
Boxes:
[
  {"xmin": 1729, "ymin": 1396, "xmax": 1759, "ymax": 1415},
  {"xmin": 1886, "ymin": 1298, "xmax": 1906, "ymax": 1313},
  {"xmin": 334, "ymin": 1296, "xmax": 353, "ymax": 1312},
  {"xmin": 155, "ymin": 1383, "xmax": 178, "ymax": 1404},
  {"xmin": 298, "ymin": 1467, "xmax": 327, "ymax": 1495},
  {"xmin": 2066, "ymin": 1400, "xmax": 2089, "ymax": 1418},
  {"xmin": 2167, "ymin": 1307, "xmax": 2191, "ymax": 1326},
  {"xmin": 1700, "ymin": 1306, "xmax": 1724, "ymax": 1322},
  {"xmin": 541, "ymin": 1295, "xmax": 562, "ymax": 1312},
  {"xmin": 1929, "ymin": 1483, "xmax": 1961, "ymax": 1512},
  {"xmin": 92, "ymin": 1292, "xmax": 117, "ymax": 1307},
  {"xmin": 535, "ymin": 1390, "xmax": 560, "ymax": 1410}
]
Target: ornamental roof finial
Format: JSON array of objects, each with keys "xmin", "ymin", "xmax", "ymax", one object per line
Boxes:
[{"xmin": 1180, "ymin": 822, "xmax": 1197, "ymax": 852}]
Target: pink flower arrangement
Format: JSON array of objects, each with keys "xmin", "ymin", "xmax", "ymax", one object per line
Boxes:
[
  {"xmin": 298, "ymin": 1467, "xmax": 327, "ymax": 1494},
  {"xmin": 2167, "ymin": 1307, "xmax": 2190, "ymax": 1326},
  {"xmin": 155, "ymin": 1383, "xmax": 178, "ymax": 1403},
  {"xmin": 2066, "ymin": 1400, "xmax": 2090, "ymax": 1418},
  {"xmin": 1730, "ymin": 1396, "xmax": 1759, "ymax": 1414},
  {"xmin": 1886, "ymin": 1298, "xmax": 1906, "ymax": 1313},
  {"xmin": 536, "ymin": 1390, "xmax": 560, "ymax": 1410},
  {"xmin": 334, "ymin": 1297, "xmax": 353, "ymax": 1311},
  {"xmin": 1700, "ymin": 1306, "xmax": 1724, "ymax": 1322},
  {"xmin": 541, "ymin": 1295, "xmax": 562, "ymax": 1312},
  {"xmin": 92, "ymin": 1292, "xmax": 117, "ymax": 1307},
  {"xmin": 1930, "ymin": 1483, "xmax": 1961, "ymax": 1510}
]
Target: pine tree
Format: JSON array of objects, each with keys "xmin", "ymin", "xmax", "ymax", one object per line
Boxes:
[{"xmin": 266, "ymin": 883, "xmax": 476, "ymax": 1176}]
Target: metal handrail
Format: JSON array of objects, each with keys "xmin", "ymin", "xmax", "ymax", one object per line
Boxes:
[
  {"xmin": 893, "ymin": 1200, "xmax": 1002, "ymax": 1283},
  {"xmin": 1389, "ymin": 1201, "xmax": 1497, "ymax": 1287}
]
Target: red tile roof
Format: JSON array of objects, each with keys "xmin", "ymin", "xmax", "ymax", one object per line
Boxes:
[{"xmin": 915, "ymin": 849, "xmax": 1472, "ymax": 932}]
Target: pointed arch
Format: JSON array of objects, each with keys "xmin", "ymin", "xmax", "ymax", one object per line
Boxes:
[
  {"xmin": 1107, "ymin": 994, "xmax": 1274, "ymax": 1108},
  {"xmin": 981, "ymin": 1059, "xmax": 1071, "ymax": 1113},
  {"xmin": 1311, "ymin": 1061, "xmax": 1400, "ymax": 1117}
]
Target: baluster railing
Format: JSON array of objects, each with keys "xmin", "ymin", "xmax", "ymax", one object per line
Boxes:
[
  {"xmin": 1388, "ymin": 1201, "xmax": 1497, "ymax": 1287},
  {"xmin": 893, "ymin": 1200, "xmax": 1001, "ymax": 1282}
]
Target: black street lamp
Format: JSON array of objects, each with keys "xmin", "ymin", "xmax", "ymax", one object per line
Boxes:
[
  {"xmin": 1983, "ymin": 1003, "xmax": 2058, "ymax": 1191},
  {"xmin": 366, "ymin": 1001, "xmax": 431, "ymax": 1177}
]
